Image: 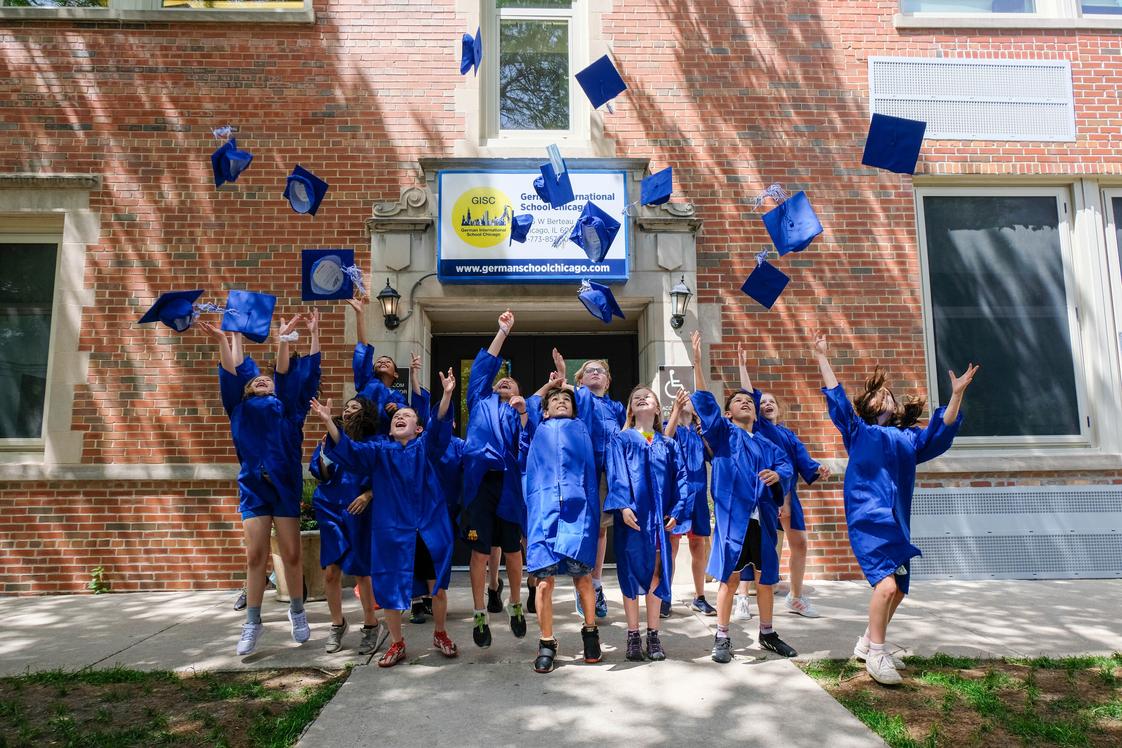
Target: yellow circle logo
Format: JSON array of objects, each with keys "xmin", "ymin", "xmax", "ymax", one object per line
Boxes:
[{"xmin": 453, "ymin": 188, "xmax": 515, "ymax": 248}]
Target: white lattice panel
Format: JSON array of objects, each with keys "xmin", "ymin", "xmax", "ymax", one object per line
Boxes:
[{"xmin": 868, "ymin": 57, "xmax": 1076, "ymax": 142}]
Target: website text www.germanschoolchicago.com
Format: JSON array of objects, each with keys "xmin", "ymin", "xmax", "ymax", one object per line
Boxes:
[{"xmin": 449, "ymin": 262, "xmax": 612, "ymax": 275}]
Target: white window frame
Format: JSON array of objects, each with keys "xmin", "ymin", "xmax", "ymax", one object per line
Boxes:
[
  {"xmin": 900, "ymin": 0, "xmax": 1071, "ymax": 18},
  {"xmin": 1099, "ymin": 188, "xmax": 1122, "ymax": 396},
  {"xmin": 896, "ymin": 0, "xmax": 1122, "ymax": 26},
  {"xmin": 0, "ymin": 230, "xmax": 62, "ymax": 452},
  {"xmin": 915, "ymin": 185, "xmax": 1094, "ymax": 449},
  {"xmin": 0, "ymin": 0, "xmax": 314, "ymax": 23},
  {"xmin": 481, "ymin": 0, "xmax": 590, "ymax": 148}
]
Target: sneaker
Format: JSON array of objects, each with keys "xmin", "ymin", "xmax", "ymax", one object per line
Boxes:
[
  {"xmin": 625, "ymin": 630, "xmax": 644, "ymax": 662},
  {"xmin": 422, "ymin": 596, "xmax": 433, "ymax": 616},
  {"xmin": 594, "ymin": 586, "xmax": 608, "ymax": 619},
  {"xmin": 526, "ymin": 578, "xmax": 537, "ymax": 614},
  {"xmin": 759, "ymin": 630, "xmax": 797, "ymax": 658},
  {"xmin": 853, "ymin": 636, "xmax": 907, "ymax": 669},
  {"xmin": 659, "ymin": 599, "xmax": 671, "ymax": 619},
  {"xmin": 472, "ymin": 612, "xmax": 492, "ymax": 648},
  {"xmin": 324, "ymin": 620, "xmax": 348, "ymax": 653},
  {"xmin": 509, "ymin": 603, "xmax": 527, "ymax": 638},
  {"xmin": 645, "ymin": 630, "xmax": 666, "ymax": 662},
  {"xmin": 378, "ymin": 640, "xmax": 407, "ymax": 668},
  {"xmin": 433, "ymin": 630, "xmax": 458, "ymax": 658},
  {"xmin": 236, "ymin": 622, "xmax": 264, "ymax": 656},
  {"xmin": 233, "ymin": 587, "xmax": 247, "ymax": 611},
  {"xmin": 731, "ymin": 594, "xmax": 753, "ymax": 621},
  {"xmin": 534, "ymin": 638, "xmax": 558, "ymax": 673},
  {"xmin": 866, "ymin": 650, "xmax": 903, "ymax": 685},
  {"xmin": 711, "ymin": 635, "xmax": 733, "ymax": 663},
  {"xmin": 409, "ymin": 599, "xmax": 427, "ymax": 624},
  {"xmin": 358, "ymin": 623, "xmax": 388, "ymax": 655},
  {"xmin": 581, "ymin": 625, "xmax": 602, "ymax": 663},
  {"xmin": 487, "ymin": 579, "xmax": 504, "ymax": 614},
  {"xmin": 690, "ymin": 596, "xmax": 717, "ymax": 616},
  {"xmin": 785, "ymin": 593, "xmax": 820, "ymax": 618},
  {"xmin": 288, "ymin": 609, "xmax": 311, "ymax": 643}
]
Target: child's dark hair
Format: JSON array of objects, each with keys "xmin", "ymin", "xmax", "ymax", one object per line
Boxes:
[
  {"xmin": 853, "ymin": 366, "xmax": 925, "ymax": 429},
  {"xmin": 724, "ymin": 390, "xmax": 753, "ymax": 413},
  {"xmin": 544, "ymin": 387, "xmax": 576, "ymax": 417},
  {"xmin": 336, "ymin": 397, "xmax": 379, "ymax": 441}
]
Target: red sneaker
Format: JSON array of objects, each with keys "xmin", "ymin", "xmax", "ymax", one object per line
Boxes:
[
  {"xmin": 433, "ymin": 630, "xmax": 458, "ymax": 658},
  {"xmin": 378, "ymin": 640, "xmax": 407, "ymax": 668}
]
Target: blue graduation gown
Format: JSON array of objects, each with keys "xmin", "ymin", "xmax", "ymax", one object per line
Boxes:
[
  {"xmin": 573, "ymin": 385, "xmax": 626, "ymax": 476},
  {"xmin": 352, "ymin": 343, "xmax": 408, "ymax": 437},
  {"xmin": 605, "ymin": 429, "xmax": 690, "ymax": 602},
  {"xmin": 310, "ymin": 439, "xmax": 375, "ymax": 577},
  {"xmin": 436, "ymin": 435, "xmax": 466, "ymax": 521},
  {"xmin": 691, "ymin": 390, "xmax": 793, "ymax": 584},
  {"xmin": 750, "ymin": 388, "xmax": 822, "ymax": 530},
  {"xmin": 518, "ymin": 416, "xmax": 600, "ymax": 575},
  {"xmin": 670, "ymin": 424, "xmax": 710, "ymax": 536},
  {"xmin": 219, "ymin": 354, "xmax": 321, "ymax": 520},
  {"xmin": 323, "ymin": 409, "xmax": 454, "ymax": 611},
  {"xmin": 461, "ymin": 349, "xmax": 525, "ymax": 528},
  {"xmin": 822, "ymin": 384, "xmax": 961, "ymax": 594}
]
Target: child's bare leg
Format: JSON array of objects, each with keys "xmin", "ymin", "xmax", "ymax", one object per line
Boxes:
[
  {"xmin": 357, "ymin": 576, "xmax": 378, "ymax": 626},
  {"xmin": 867, "ymin": 575, "xmax": 899, "ymax": 644},
  {"xmin": 622, "ymin": 596, "xmax": 640, "ymax": 630},
  {"xmin": 755, "ymin": 569, "xmax": 774, "ymax": 626},
  {"xmin": 668, "ymin": 534, "xmax": 681, "ymax": 586},
  {"xmin": 645, "ymin": 592, "xmax": 662, "ymax": 630},
  {"xmin": 688, "ymin": 535, "xmax": 707, "ymax": 598},
  {"xmin": 324, "ymin": 564, "xmax": 343, "ymax": 625},
  {"xmin": 242, "ymin": 517, "xmax": 271, "ymax": 609},
  {"xmin": 504, "ymin": 551, "xmax": 522, "ymax": 605},
  {"xmin": 593, "ymin": 526, "xmax": 608, "ymax": 583},
  {"xmin": 787, "ymin": 528, "xmax": 808, "ymax": 599},
  {"xmin": 431, "ymin": 586, "xmax": 449, "ymax": 631},
  {"xmin": 715, "ymin": 571, "xmax": 742, "ymax": 627},
  {"xmin": 385, "ymin": 609, "xmax": 404, "ymax": 644},
  {"xmin": 272, "ymin": 517, "xmax": 304, "ymax": 605},
  {"xmin": 469, "ymin": 550, "xmax": 488, "ymax": 610},
  {"xmin": 537, "ymin": 576, "xmax": 556, "ymax": 639},
  {"xmin": 574, "ymin": 576, "xmax": 596, "ymax": 627},
  {"xmin": 488, "ymin": 547, "xmax": 502, "ymax": 590}
]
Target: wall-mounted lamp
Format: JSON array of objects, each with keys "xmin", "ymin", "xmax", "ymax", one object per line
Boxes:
[
  {"xmin": 669, "ymin": 275, "xmax": 692, "ymax": 330},
  {"xmin": 377, "ymin": 273, "xmax": 436, "ymax": 330}
]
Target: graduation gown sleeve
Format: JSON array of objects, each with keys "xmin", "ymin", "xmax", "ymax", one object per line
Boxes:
[
  {"xmin": 352, "ymin": 343, "xmax": 375, "ymax": 395},
  {"xmin": 218, "ymin": 357, "xmax": 261, "ymax": 416},
  {"xmin": 275, "ymin": 352, "xmax": 321, "ymax": 425},
  {"xmin": 467, "ymin": 348, "xmax": 503, "ymax": 415},
  {"xmin": 913, "ymin": 407, "xmax": 962, "ymax": 464},
  {"xmin": 323, "ymin": 431, "xmax": 380, "ymax": 476}
]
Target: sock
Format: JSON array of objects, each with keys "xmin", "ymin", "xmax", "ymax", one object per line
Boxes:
[
  {"xmin": 592, "ymin": 577, "xmax": 603, "ymax": 591},
  {"xmin": 869, "ymin": 641, "xmax": 886, "ymax": 653},
  {"xmin": 716, "ymin": 624, "xmax": 730, "ymax": 639},
  {"xmin": 289, "ymin": 596, "xmax": 304, "ymax": 615},
  {"xmin": 246, "ymin": 606, "xmax": 262, "ymax": 625},
  {"xmin": 362, "ymin": 624, "xmax": 377, "ymax": 630},
  {"xmin": 646, "ymin": 628, "xmax": 658, "ymax": 637},
  {"xmin": 627, "ymin": 627, "xmax": 640, "ymax": 637},
  {"xmin": 759, "ymin": 623, "xmax": 774, "ymax": 636}
]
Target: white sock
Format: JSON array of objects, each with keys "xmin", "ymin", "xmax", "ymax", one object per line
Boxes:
[
  {"xmin": 869, "ymin": 641, "xmax": 885, "ymax": 653},
  {"xmin": 592, "ymin": 578, "xmax": 603, "ymax": 591}
]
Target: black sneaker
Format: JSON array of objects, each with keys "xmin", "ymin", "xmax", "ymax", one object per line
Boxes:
[
  {"xmin": 581, "ymin": 625, "xmax": 602, "ymax": 663},
  {"xmin": 534, "ymin": 638, "xmax": 557, "ymax": 673},
  {"xmin": 711, "ymin": 635, "xmax": 733, "ymax": 663},
  {"xmin": 472, "ymin": 612, "xmax": 492, "ymax": 648},
  {"xmin": 526, "ymin": 577, "xmax": 537, "ymax": 614},
  {"xmin": 659, "ymin": 599, "xmax": 671, "ymax": 619},
  {"xmin": 645, "ymin": 630, "xmax": 666, "ymax": 661},
  {"xmin": 759, "ymin": 631, "xmax": 797, "ymax": 658},
  {"xmin": 625, "ymin": 630, "xmax": 644, "ymax": 662},
  {"xmin": 422, "ymin": 596, "xmax": 433, "ymax": 616},
  {"xmin": 487, "ymin": 584, "xmax": 504, "ymax": 614},
  {"xmin": 233, "ymin": 587, "xmax": 247, "ymax": 611},
  {"xmin": 509, "ymin": 603, "xmax": 527, "ymax": 638},
  {"xmin": 409, "ymin": 599, "xmax": 427, "ymax": 624}
]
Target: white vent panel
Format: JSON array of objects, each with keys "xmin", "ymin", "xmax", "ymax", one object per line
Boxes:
[{"xmin": 869, "ymin": 57, "xmax": 1076, "ymax": 142}]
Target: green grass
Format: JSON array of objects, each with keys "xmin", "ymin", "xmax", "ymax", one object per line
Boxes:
[
  {"xmin": 835, "ymin": 690, "xmax": 930, "ymax": 748},
  {"xmin": 13, "ymin": 665, "xmax": 178, "ymax": 687},
  {"xmin": 246, "ymin": 670, "xmax": 350, "ymax": 748}
]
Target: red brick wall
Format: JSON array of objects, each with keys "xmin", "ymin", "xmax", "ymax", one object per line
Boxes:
[{"xmin": 1, "ymin": 1, "xmax": 1119, "ymax": 593}]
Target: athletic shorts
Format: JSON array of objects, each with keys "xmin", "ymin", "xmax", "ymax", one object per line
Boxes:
[
  {"xmin": 239, "ymin": 475, "xmax": 300, "ymax": 521},
  {"xmin": 461, "ymin": 471, "xmax": 523, "ymax": 554},
  {"xmin": 532, "ymin": 557, "xmax": 593, "ymax": 579},
  {"xmin": 733, "ymin": 519, "xmax": 763, "ymax": 576},
  {"xmin": 413, "ymin": 533, "xmax": 436, "ymax": 583}
]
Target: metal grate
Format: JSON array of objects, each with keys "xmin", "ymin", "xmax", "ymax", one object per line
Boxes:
[
  {"xmin": 868, "ymin": 57, "xmax": 1076, "ymax": 142},
  {"xmin": 911, "ymin": 486, "xmax": 1122, "ymax": 580}
]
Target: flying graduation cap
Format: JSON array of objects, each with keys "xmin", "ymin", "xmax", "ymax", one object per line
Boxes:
[
  {"xmin": 533, "ymin": 162, "xmax": 575, "ymax": 209},
  {"xmin": 740, "ymin": 250, "xmax": 790, "ymax": 310},
  {"xmin": 568, "ymin": 201, "xmax": 621, "ymax": 263},
  {"xmin": 138, "ymin": 289, "xmax": 206, "ymax": 333},
  {"xmin": 460, "ymin": 27, "xmax": 483, "ymax": 76},
  {"xmin": 578, "ymin": 280, "xmax": 625, "ymax": 324},
  {"xmin": 575, "ymin": 55, "xmax": 627, "ymax": 113},
  {"xmin": 640, "ymin": 167, "xmax": 673, "ymax": 206},
  {"xmin": 509, "ymin": 212, "xmax": 534, "ymax": 245},
  {"xmin": 221, "ymin": 290, "xmax": 277, "ymax": 344},
  {"xmin": 301, "ymin": 249, "xmax": 364, "ymax": 301},
  {"xmin": 210, "ymin": 137, "xmax": 254, "ymax": 188},
  {"xmin": 284, "ymin": 165, "xmax": 329, "ymax": 216},
  {"xmin": 757, "ymin": 184, "xmax": 823, "ymax": 256},
  {"xmin": 861, "ymin": 113, "xmax": 927, "ymax": 175}
]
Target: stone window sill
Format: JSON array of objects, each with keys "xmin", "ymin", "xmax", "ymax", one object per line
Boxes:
[{"xmin": 895, "ymin": 13, "xmax": 1122, "ymax": 31}]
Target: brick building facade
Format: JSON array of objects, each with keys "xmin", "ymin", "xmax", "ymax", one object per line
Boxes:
[{"xmin": 2, "ymin": 0, "xmax": 1121, "ymax": 594}]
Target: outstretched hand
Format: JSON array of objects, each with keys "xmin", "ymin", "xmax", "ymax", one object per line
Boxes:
[
  {"xmin": 498, "ymin": 309, "xmax": 514, "ymax": 333},
  {"xmin": 690, "ymin": 330, "xmax": 702, "ymax": 360},
  {"xmin": 309, "ymin": 397, "xmax": 333, "ymax": 424},
  {"xmin": 410, "ymin": 351, "xmax": 422, "ymax": 375},
  {"xmin": 737, "ymin": 342, "xmax": 749, "ymax": 370},
  {"xmin": 509, "ymin": 395, "xmax": 527, "ymax": 414},
  {"xmin": 345, "ymin": 297, "xmax": 365, "ymax": 314},
  {"xmin": 672, "ymin": 387, "xmax": 690, "ymax": 412},
  {"xmin": 552, "ymin": 347, "xmax": 565, "ymax": 373},
  {"xmin": 438, "ymin": 366, "xmax": 456, "ymax": 394},
  {"xmin": 196, "ymin": 319, "xmax": 226, "ymax": 342},
  {"xmin": 305, "ymin": 309, "xmax": 319, "ymax": 335},
  {"xmin": 949, "ymin": 363, "xmax": 981, "ymax": 395},
  {"xmin": 279, "ymin": 315, "xmax": 302, "ymax": 338},
  {"xmin": 812, "ymin": 331, "xmax": 828, "ymax": 357}
]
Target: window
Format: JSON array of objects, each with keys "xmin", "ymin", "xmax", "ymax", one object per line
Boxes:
[
  {"xmin": 1082, "ymin": 0, "xmax": 1122, "ymax": 13},
  {"xmin": 916, "ymin": 188, "xmax": 1089, "ymax": 443},
  {"xmin": 902, "ymin": 1, "xmax": 1035, "ymax": 11},
  {"xmin": 0, "ymin": 241, "xmax": 58, "ymax": 441},
  {"xmin": 0, "ymin": 0, "xmax": 307, "ymax": 11},
  {"xmin": 899, "ymin": 0, "xmax": 1122, "ymax": 17},
  {"xmin": 1101, "ymin": 190, "xmax": 1122, "ymax": 384}
]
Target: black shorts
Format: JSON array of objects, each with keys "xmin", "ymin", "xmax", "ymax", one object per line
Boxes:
[
  {"xmin": 460, "ymin": 471, "xmax": 523, "ymax": 554},
  {"xmin": 413, "ymin": 533, "xmax": 436, "ymax": 583},
  {"xmin": 733, "ymin": 518, "xmax": 762, "ymax": 576}
]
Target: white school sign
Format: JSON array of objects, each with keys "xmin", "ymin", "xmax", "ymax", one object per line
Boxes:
[{"xmin": 436, "ymin": 169, "xmax": 629, "ymax": 284}]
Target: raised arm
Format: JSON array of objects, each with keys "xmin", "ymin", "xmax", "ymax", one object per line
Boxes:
[
  {"xmin": 347, "ymin": 297, "xmax": 368, "ymax": 346},
  {"xmin": 812, "ymin": 331, "xmax": 838, "ymax": 390},
  {"xmin": 487, "ymin": 308, "xmax": 513, "ymax": 357},
  {"xmin": 665, "ymin": 387, "xmax": 689, "ymax": 436},
  {"xmin": 309, "ymin": 397, "xmax": 341, "ymax": 444},
  {"xmin": 943, "ymin": 363, "xmax": 980, "ymax": 426},
  {"xmin": 436, "ymin": 366, "xmax": 456, "ymax": 422},
  {"xmin": 197, "ymin": 320, "xmax": 237, "ymax": 374},
  {"xmin": 551, "ymin": 346, "xmax": 567, "ymax": 380},
  {"xmin": 737, "ymin": 342, "xmax": 754, "ymax": 392},
  {"xmin": 690, "ymin": 330, "xmax": 707, "ymax": 393},
  {"xmin": 305, "ymin": 308, "xmax": 320, "ymax": 357},
  {"xmin": 275, "ymin": 315, "xmax": 302, "ymax": 375},
  {"xmin": 410, "ymin": 351, "xmax": 423, "ymax": 396}
]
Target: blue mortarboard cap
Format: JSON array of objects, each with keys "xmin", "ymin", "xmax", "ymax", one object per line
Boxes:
[
  {"xmin": 221, "ymin": 290, "xmax": 276, "ymax": 344},
  {"xmin": 740, "ymin": 260, "xmax": 790, "ymax": 310},
  {"xmin": 460, "ymin": 27, "xmax": 483, "ymax": 76},
  {"xmin": 578, "ymin": 281, "xmax": 625, "ymax": 324},
  {"xmin": 533, "ymin": 162, "xmax": 575, "ymax": 208},
  {"xmin": 509, "ymin": 213, "xmax": 534, "ymax": 244},
  {"xmin": 569, "ymin": 202, "xmax": 621, "ymax": 263},
  {"xmin": 301, "ymin": 249, "xmax": 356, "ymax": 301},
  {"xmin": 138, "ymin": 289, "xmax": 204, "ymax": 332},
  {"xmin": 210, "ymin": 138, "xmax": 254, "ymax": 188},
  {"xmin": 284, "ymin": 165, "xmax": 329, "ymax": 216},
  {"xmin": 861, "ymin": 113, "xmax": 927, "ymax": 175},
  {"xmin": 640, "ymin": 167, "xmax": 673, "ymax": 206},
  {"xmin": 575, "ymin": 55, "xmax": 627, "ymax": 110},
  {"xmin": 761, "ymin": 190, "xmax": 823, "ymax": 256}
]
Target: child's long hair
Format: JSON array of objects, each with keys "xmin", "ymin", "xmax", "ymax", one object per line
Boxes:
[
  {"xmin": 242, "ymin": 370, "xmax": 275, "ymax": 399},
  {"xmin": 335, "ymin": 397, "xmax": 379, "ymax": 441},
  {"xmin": 623, "ymin": 385, "xmax": 663, "ymax": 434},
  {"xmin": 853, "ymin": 366, "xmax": 925, "ymax": 429}
]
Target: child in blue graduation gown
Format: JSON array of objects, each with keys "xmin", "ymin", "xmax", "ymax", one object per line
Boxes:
[
  {"xmin": 550, "ymin": 349, "xmax": 626, "ymax": 619},
  {"xmin": 308, "ymin": 367, "xmax": 461, "ymax": 668},
  {"xmin": 664, "ymin": 388, "xmax": 716, "ymax": 617},
  {"xmin": 737, "ymin": 346, "xmax": 831, "ymax": 620},
  {"xmin": 310, "ymin": 396, "xmax": 385, "ymax": 656},
  {"xmin": 461, "ymin": 310, "xmax": 526, "ymax": 648},
  {"xmin": 347, "ymin": 297, "xmax": 427, "ymax": 436},
  {"xmin": 687, "ymin": 331, "xmax": 799, "ymax": 664},
  {"xmin": 518, "ymin": 385, "xmax": 603, "ymax": 673},
  {"xmin": 199, "ymin": 313, "xmax": 320, "ymax": 657},
  {"xmin": 409, "ymin": 428, "xmax": 465, "ymax": 624},
  {"xmin": 605, "ymin": 385, "xmax": 690, "ymax": 662},
  {"xmin": 812, "ymin": 333, "xmax": 978, "ymax": 685}
]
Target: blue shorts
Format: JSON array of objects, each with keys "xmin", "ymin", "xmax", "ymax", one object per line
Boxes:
[
  {"xmin": 532, "ymin": 557, "xmax": 593, "ymax": 579},
  {"xmin": 784, "ymin": 493, "xmax": 806, "ymax": 532},
  {"xmin": 672, "ymin": 489, "xmax": 711, "ymax": 537},
  {"xmin": 239, "ymin": 479, "xmax": 300, "ymax": 521}
]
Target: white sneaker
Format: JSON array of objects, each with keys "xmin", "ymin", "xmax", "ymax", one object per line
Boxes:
[
  {"xmin": 853, "ymin": 636, "xmax": 906, "ymax": 669},
  {"xmin": 866, "ymin": 651, "xmax": 903, "ymax": 685},
  {"xmin": 288, "ymin": 609, "xmax": 311, "ymax": 643},
  {"xmin": 731, "ymin": 594, "xmax": 753, "ymax": 620},
  {"xmin": 236, "ymin": 622, "xmax": 264, "ymax": 655},
  {"xmin": 785, "ymin": 593, "xmax": 821, "ymax": 618}
]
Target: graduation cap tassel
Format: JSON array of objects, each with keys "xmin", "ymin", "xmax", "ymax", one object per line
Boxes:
[
  {"xmin": 191, "ymin": 301, "xmax": 232, "ymax": 325},
  {"xmin": 751, "ymin": 183, "xmax": 789, "ymax": 211},
  {"xmin": 211, "ymin": 125, "xmax": 237, "ymax": 140},
  {"xmin": 755, "ymin": 248, "xmax": 771, "ymax": 266},
  {"xmin": 342, "ymin": 265, "xmax": 367, "ymax": 299}
]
